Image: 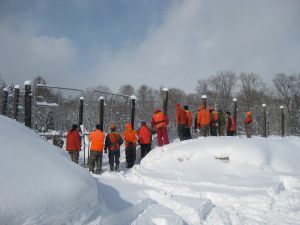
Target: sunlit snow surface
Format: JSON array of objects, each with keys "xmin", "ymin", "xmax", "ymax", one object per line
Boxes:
[{"xmin": 1, "ymin": 115, "xmax": 300, "ymax": 225}]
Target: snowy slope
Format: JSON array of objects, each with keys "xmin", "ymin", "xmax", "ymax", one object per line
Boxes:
[
  {"xmin": 1, "ymin": 115, "xmax": 300, "ymax": 225},
  {"xmin": 98, "ymin": 137, "xmax": 300, "ymax": 225},
  {"xmin": 0, "ymin": 115, "xmax": 105, "ymax": 225}
]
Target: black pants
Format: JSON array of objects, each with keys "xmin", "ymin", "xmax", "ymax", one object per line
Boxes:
[
  {"xmin": 125, "ymin": 145, "xmax": 136, "ymax": 168},
  {"xmin": 140, "ymin": 144, "xmax": 151, "ymax": 159},
  {"xmin": 108, "ymin": 149, "xmax": 120, "ymax": 170},
  {"xmin": 177, "ymin": 124, "xmax": 186, "ymax": 141},
  {"xmin": 185, "ymin": 127, "xmax": 192, "ymax": 140}
]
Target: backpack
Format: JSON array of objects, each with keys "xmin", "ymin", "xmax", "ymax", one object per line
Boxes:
[{"xmin": 109, "ymin": 133, "xmax": 120, "ymax": 151}]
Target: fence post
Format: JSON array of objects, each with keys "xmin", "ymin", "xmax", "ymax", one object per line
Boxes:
[
  {"xmin": 233, "ymin": 98, "xmax": 237, "ymax": 135},
  {"xmin": 79, "ymin": 97, "xmax": 84, "ymax": 129},
  {"xmin": 280, "ymin": 106, "xmax": 284, "ymax": 137},
  {"xmin": 2, "ymin": 87, "xmax": 8, "ymax": 116},
  {"xmin": 13, "ymin": 85, "xmax": 20, "ymax": 120},
  {"xmin": 130, "ymin": 95, "xmax": 136, "ymax": 129},
  {"xmin": 201, "ymin": 95, "xmax": 207, "ymax": 109},
  {"xmin": 24, "ymin": 81, "xmax": 32, "ymax": 128},
  {"xmin": 163, "ymin": 88, "xmax": 169, "ymax": 115},
  {"xmin": 262, "ymin": 104, "xmax": 267, "ymax": 137},
  {"xmin": 99, "ymin": 96, "xmax": 104, "ymax": 131}
]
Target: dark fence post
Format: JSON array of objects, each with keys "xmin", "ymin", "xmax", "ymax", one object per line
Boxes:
[
  {"xmin": 130, "ymin": 95, "xmax": 136, "ymax": 129},
  {"xmin": 79, "ymin": 97, "xmax": 84, "ymax": 129},
  {"xmin": 201, "ymin": 95, "xmax": 207, "ymax": 109},
  {"xmin": 24, "ymin": 81, "xmax": 32, "ymax": 128},
  {"xmin": 262, "ymin": 104, "xmax": 267, "ymax": 137},
  {"xmin": 13, "ymin": 85, "xmax": 20, "ymax": 120},
  {"xmin": 280, "ymin": 106, "xmax": 284, "ymax": 137},
  {"xmin": 163, "ymin": 88, "xmax": 169, "ymax": 115},
  {"xmin": 2, "ymin": 87, "xmax": 8, "ymax": 115},
  {"xmin": 99, "ymin": 96, "xmax": 104, "ymax": 131},
  {"xmin": 233, "ymin": 98, "xmax": 237, "ymax": 135}
]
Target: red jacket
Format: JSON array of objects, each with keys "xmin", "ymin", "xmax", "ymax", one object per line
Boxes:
[
  {"xmin": 197, "ymin": 107, "xmax": 210, "ymax": 126},
  {"xmin": 244, "ymin": 116, "xmax": 252, "ymax": 124},
  {"xmin": 138, "ymin": 125, "xmax": 151, "ymax": 144},
  {"xmin": 176, "ymin": 103, "xmax": 187, "ymax": 125},
  {"xmin": 185, "ymin": 110, "xmax": 192, "ymax": 128},
  {"xmin": 89, "ymin": 130, "xmax": 105, "ymax": 151},
  {"xmin": 66, "ymin": 130, "xmax": 81, "ymax": 151}
]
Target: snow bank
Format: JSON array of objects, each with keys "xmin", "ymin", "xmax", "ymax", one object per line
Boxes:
[{"xmin": 0, "ymin": 116, "xmax": 104, "ymax": 225}]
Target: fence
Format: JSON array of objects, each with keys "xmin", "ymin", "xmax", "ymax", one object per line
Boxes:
[{"xmin": 1, "ymin": 82, "xmax": 299, "ymax": 139}]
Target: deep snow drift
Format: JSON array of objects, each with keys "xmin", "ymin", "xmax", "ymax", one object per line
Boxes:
[
  {"xmin": 1, "ymin": 115, "xmax": 300, "ymax": 225},
  {"xmin": 0, "ymin": 116, "xmax": 105, "ymax": 225}
]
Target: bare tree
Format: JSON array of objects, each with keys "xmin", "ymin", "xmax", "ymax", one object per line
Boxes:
[
  {"xmin": 208, "ymin": 71, "xmax": 237, "ymax": 110},
  {"xmin": 273, "ymin": 73, "xmax": 300, "ymax": 135},
  {"xmin": 119, "ymin": 84, "xmax": 135, "ymax": 96}
]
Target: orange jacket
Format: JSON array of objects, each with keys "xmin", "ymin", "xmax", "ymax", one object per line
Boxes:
[
  {"xmin": 151, "ymin": 109, "xmax": 168, "ymax": 129},
  {"xmin": 138, "ymin": 124, "xmax": 151, "ymax": 144},
  {"xmin": 123, "ymin": 123, "xmax": 137, "ymax": 146},
  {"xmin": 66, "ymin": 130, "xmax": 81, "ymax": 151},
  {"xmin": 176, "ymin": 103, "xmax": 187, "ymax": 125},
  {"xmin": 197, "ymin": 107, "xmax": 210, "ymax": 126},
  {"xmin": 89, "ymin": 129, "xmax": 105, "ymax": 151},
  {"xmin": 185, "ymin": 110, "xmax": 192, "ymax": 128}
]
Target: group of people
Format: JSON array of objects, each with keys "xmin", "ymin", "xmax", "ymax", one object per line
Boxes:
[
  {"xmin": 176, "ymin": 103, "xmax": 253, "ymax": 139},
  {"xmin": 66, "ymin": 121, "xmax": 153, "ymax": 174},
  {"xmin": 65, "ymin": 104, "xmax": 253, "ymax": 174}
]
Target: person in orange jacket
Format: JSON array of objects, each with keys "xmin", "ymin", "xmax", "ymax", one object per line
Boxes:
[
  {"xmin": 137, "ymin": 122, "xmax": 152, "ymax": 159},
  {"xmin": 184, "ymin": 105, "xmax": 192, "ymax": 140},
  {"xmin": 66, "ymin": 124, "xmax": 81, "ymax": 163},
  {"xmin": 195, "ymin": 105, "xmax": 210, "ymax": 137},
  {"xmin": 104, "ymin": 123, "xmax": 123, "ymax": 171},
  {"xmin": 176, "ymin": 103, "xmax": 187, "ymax": 141},
  {"xmin": 151, "ymin": 109, "xmax": 169, "ymax": 146},
  {"xmin": 89, "ymin": 124, "xmax": 105, "ymax": 174},
  {"xmin": 209, "ymin": 107, "xmax": 218, "ymax": 136},
  {"xmin": 244, "ymin": 111, "xmax": 253, "ymax": 138},
  {"xmin": 123, "ymin": 123, "xmax": 138, "ymax": 168}
]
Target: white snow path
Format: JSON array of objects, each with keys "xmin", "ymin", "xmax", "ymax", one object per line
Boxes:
[{"xmin": 97, "ymin": 167, "xmax": 300, "ymax": 225}]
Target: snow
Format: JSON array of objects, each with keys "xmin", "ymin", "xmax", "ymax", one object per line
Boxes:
[
  {"xmin": 1, "ymin": 115, "xmax": 300, "ymax": 225},
  {"xmin": 24, "ymin": 80, "xmax": 31, "ymax": 86},
  {"xmin": 14, "ymin": 85, "xmax": 20, "ymax": 89},
  {"xmin": 163, "ymin": 88, "xmax": 169, "ymax": 92},
  {"xmin": 130, "ymin": 95, "xmax": 137, "ymax": 100}
]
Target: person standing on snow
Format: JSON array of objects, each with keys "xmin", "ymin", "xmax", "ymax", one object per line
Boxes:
[
  {"xmin": 209, "ymin": 107, "xmax": 218, "ymax": 136},
  {"xmin": 226, "ymin": 112, "xmax": 236, "ymax": 136},
  {"xmin": 151, "ymin": 109, "xmax": 169, "ymax": 146},
  {"xmin": 176, "ymin": 103, "xmax": 187, "ymax": 141},
  {"xmin": 137, "ymin": 122, "xmax": 152, "ymax": 159},
  {"xmin": 195, "ymin": 104, "xmax": 210, "ymax": 137},
  {"xmin": 123, "ymin": 123, "xmax": 138, "ymax": 168},
  {"xmin": 89, "ymin": 124, "xmax": 105, "ymax": 174},
  {"xmin": 66, "ymin": 124, "xmax": 81, "ymax": 163},
  {"xmin": 184, "ymin": 105, "xmax": 192, "ymax": 140},
  {"xmin": 217, "ymin": 110, "xmax": 225, "ymax": 136},
  {"xmin": 244, "ymin": 111, "xmax": 253, "ymax": 138},
  {"xmin": 104, "ymin": 123, "xmax": 123, "ymax": 171}
]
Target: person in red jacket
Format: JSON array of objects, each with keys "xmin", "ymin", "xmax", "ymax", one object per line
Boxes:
[
  {"xmin": 89, "ymin": 124, "xmax": 105, "ymax": 174},
  {"xmin": 151, "ymin": 109, "xmax": 169, "ymax": 146},
  {"xmin": 184, "ymin": 105, "xmax": 192, "ymax": 140},
  {"xmin": 137, "ymin": 122, "xmax": 152, "ymax": 159},
  {"xmin": 244, "ymin": 111, "xmax": 253, "ymax": 138},
  {"xmin": 226, "ymin": 111, "xmax": 236, "ymax": 136},
  {"xmin": 176, "ymin": 103, "xmax": 187, "ymax": 141},
  {"xmin": 66, "ymin": 124, "xmax": 81, "ymax": 163}
]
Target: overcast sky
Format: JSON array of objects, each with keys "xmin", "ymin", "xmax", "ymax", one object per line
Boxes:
[{"xmin": 1, "ymin": 0, "xmax": 299, "ymax": 92}]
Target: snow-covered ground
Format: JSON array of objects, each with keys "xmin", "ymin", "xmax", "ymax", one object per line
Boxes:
[{"xmin": 1, "ymin": 115, "xmax": 300, "ymax": 225}]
